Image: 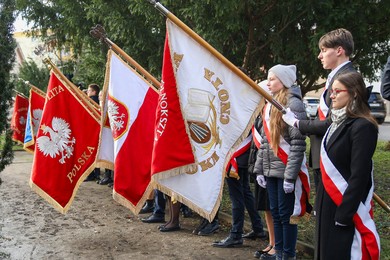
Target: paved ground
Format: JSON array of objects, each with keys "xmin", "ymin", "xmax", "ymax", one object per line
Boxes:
[{"xmin": 0, "ymin": 151, "xmax": 286, "ymax": 260}]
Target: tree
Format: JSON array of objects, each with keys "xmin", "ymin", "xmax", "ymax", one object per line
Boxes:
[
  {"xmin": 15, "ymin": 0, "xmax": 390, "ymax": 96},
  {"xmin": 13, "ymin": 59, "xmax": 50, "ymax": 95},
  {"xmin": 0, "ymin": 0, "xmax": 16, "ymax": 173}
]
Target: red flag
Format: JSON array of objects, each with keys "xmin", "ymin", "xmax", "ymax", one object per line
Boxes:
[
  {"xmin": 103, "ymin": 50, "xmax": 158, "ymax": 213},
  {"xmin": 30, "ymin": 71, "xmax": 101, "ymax": 213},
  {"xmin": 23, "ymin": 87, "xmax": 46, "ymax": 153},
  {"xmin": 151, "ymin": 33, "xmax": 196, "ymax": 175},
  {"xmin": 11, "ymin": 94, "xmax": 29, "ymax": 144}
]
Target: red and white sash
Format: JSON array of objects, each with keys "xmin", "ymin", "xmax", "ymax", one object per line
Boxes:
[
  {"xmin": 252, "ymin": 124, "xmax": 262, "ymax": 149},
  {"xmin": 226, "ymin": 134, "xmax": 252, "ymax": 176},
  {"xmin": 320, "ymin": 131, "xmax": 380, "ymax": 260},
  {"xmin": 263, "ymin": 103, "xmax": 311, "ymax": 217},
  {"xmin": 318, "ymin": 87, "xmax": 329, "ymax": 120}
]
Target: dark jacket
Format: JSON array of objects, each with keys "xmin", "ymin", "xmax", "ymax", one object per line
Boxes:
[
  {"xmin": 381, "ymin": 56, "xmax": 390, "ymax": 101},
  {"xmin": 315, "ymin": 117, "xmax": 378, "ymax": 260},
  {"xmin": 254, "ymin": 86, "xmax": 307, "ymax": 181},
  {"xmin": 298, "ymin": 62, "xmax": 356, "ymax": 169}
]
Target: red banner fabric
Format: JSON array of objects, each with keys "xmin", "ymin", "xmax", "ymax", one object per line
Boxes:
[
  {"xmin": 11, "ymin": 94, "xmax": 29, "ymax": 144},
  {"xmin": 30, "ymin": 71, "xmax": 100, "ymax": 213}
]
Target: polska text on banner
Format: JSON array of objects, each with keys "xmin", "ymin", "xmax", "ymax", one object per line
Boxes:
[
  {"xmin": 102, "ymin": 50, "xmax": 158, "ymax": 214},
  {"xmin": 24, "ymin": 86, "xmax": 46, "ymax": 153},
  {"xmin": 30, "ymin": 70, "xmax": 101, "ymax": 214},
  {"xmin": 151, "ymin": 20, "xmax": 262, "ymax": 221}
]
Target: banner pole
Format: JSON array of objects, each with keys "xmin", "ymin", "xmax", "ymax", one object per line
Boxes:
[
  {"xmin": 147, "ymin": 0, "xmax": 285, "ymax": 113},
  {"xmin": 13, "ymin": 90, "xmax": 28, "ymax": 99},
  {"xmin": 43, "ymin": 58, "xmax": 101, "ymax": 119},
  {"xmin": 373, "ymin": 193, "xmax": 390, "ymax": 213},
  {"xmin": 90, "ymin": 25, "xmax": 160, "ymax": 91}
]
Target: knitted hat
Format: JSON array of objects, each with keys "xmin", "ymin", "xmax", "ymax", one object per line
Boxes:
[{"xmin": 268, "ymin": 64, "xmax": 297, "ymax": 88}]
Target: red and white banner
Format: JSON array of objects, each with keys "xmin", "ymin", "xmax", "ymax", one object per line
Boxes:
[
  {"xmin": 263, "ymin": 103, "xmax": 311, "ymax": 217},
  {"xmin": 30, "ymin": 71, "xmax": 101, "ymax": 213},
  {"xmin": 151, "ymin": 20, "xmax": 262, "ymax": 221},
  {"xmin": 11, "ymin": 94, "xmax": 29, "ymax": 144},
  {"xmin": 103, "ymin": 50, "xmax": 158, "ymax": 213},
  {"xmin": 23, "ymin": 86, "xmax": 46, "ymax": 153},
  {"xmin": 320, "ymin": 134, "xmax": 380, "ymax": 260}
]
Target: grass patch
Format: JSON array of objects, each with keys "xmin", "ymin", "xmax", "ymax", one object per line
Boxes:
[{"xmin": 0, "ymin": 134, "xmax": 24, "ymax": 151}]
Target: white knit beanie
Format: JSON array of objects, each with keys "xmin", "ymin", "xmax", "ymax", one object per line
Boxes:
[{"xmin": 268, "ymin": 64, "xmax": 297, "ymax": 88}]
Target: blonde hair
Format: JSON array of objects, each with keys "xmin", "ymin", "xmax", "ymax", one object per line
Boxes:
[{"xmin": 260, "ymin": 87, "xmax": 289, "ymax": 155}]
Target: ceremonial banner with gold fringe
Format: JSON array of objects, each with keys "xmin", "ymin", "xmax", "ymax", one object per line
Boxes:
[
  {"xmin": 24, "ymin": 86, "xmax": 46, "ymax": 153},
  {"xmin": 30, "ymin": 70, "xmax": 101, "ymax": 214},
  {"xmin": 102, "ymin": 50, "xmax": 158, "ymax": 214},
  {"xmin": 151, "ymin": 20, "xmax": 262, "ymax": 221},
  {"xmin": 11, "ymin": 94, "xmax": 29, "ymax": 145}
]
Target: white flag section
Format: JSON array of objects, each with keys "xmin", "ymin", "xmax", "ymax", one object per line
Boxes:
[
  {"xmin": 96, "ymin": 99, "xmax": 114, "ymax": 170},
  {"xmin": 153, "ymin": 20, "xmax": 262, "ymax": 221},
  {"xmin": 103, "ymin": 50, "xmax": 158, "ymax": 213}
]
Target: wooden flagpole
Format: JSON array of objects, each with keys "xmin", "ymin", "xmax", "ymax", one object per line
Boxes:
[
  {"xmin": 43, "ymin": 58, "xmax": 101, "ymax": 120},
  {"xmin": 21, "ymin": 80, "xmax": 46, "ymax": 97},
  {"xmin": 90, "ymin": 24, "xmax": 160, "ymax": 91},
  {"xmin": 147, "ymin": 0, "xmax": 286, "ymax": 113},
  {"xmin": 13, "ymin": 89, "xmax": 28, "ymax": 99}
]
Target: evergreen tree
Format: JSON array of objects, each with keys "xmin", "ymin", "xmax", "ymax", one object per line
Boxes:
[{"xmin": 0, "ymin": 0, "xmax": 16, "ymax": 172}]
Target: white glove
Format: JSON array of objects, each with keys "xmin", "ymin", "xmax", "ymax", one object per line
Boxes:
[
  {"xmin": 282, "ymin": 108, "xmax": 298, "ymax": 127},
  {"xmin": 256, "ymin": 175, "xmax": 267, "ymax": 188},
  {"xmin": 283, "ymin": 180, "xmax": 294, "ymax": 193}
]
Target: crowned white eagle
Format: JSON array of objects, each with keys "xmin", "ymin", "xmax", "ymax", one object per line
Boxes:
[
  {"xmin": 32, "ymin": 109, "xmax": 43, "ymax": 136},
  {"xmin": 37, "ymin": 117, "xmax": 76, "ymax": 164}
]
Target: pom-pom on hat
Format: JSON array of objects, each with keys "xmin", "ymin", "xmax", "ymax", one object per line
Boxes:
[{"xmin": 268, "ymin": 64, "xmax": 296, "ymax": 88}]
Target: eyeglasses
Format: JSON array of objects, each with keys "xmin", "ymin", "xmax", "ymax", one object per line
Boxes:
[{"xmin": 329, "ymin": 89, "xmax": 348, "ymax": 96}]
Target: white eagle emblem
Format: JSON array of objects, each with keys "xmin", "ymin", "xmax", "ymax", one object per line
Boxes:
[
  {"xmin": 37, "ymin": 117, "xmax": 76, "ymax": 164},
  {"xmin": 107, "ymin": 99, "xmax": 126, "ymax": 132},
  {"xmin": 32, "ymin": 109, "xmax": 43, "ymax": 136},
  {"xmin": 19, "ymin": 116, "xmax": 26, "ymax": 125}
]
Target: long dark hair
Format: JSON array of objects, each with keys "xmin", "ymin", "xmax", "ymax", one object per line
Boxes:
[{"xmin": 333, "ymin": 72, "xmax": 378, "ymax": 128}]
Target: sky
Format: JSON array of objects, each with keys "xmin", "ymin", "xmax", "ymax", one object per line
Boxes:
[{"xmin": 13, "ymin": 14, "xmax": 30, "ymax": 32}]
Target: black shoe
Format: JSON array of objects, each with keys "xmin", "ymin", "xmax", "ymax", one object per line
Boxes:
[
  {"xmin": 259, "ymin": 252, "xmax": 277, "ymax": 260},
  {"xmin": 141, "ymin": 214, "xmax": 165, "ymax": 223},
  {"xmin": 159, "ymin": 224, "xmax": 181, "ymax": 232},
  {"xmin": 107, "ymin": 182, "xmax": 113, "ymax": 188},
  {"xmin": 254, "ymin": 245, "xmax": 273, "ymax": 258},
  {"xmin": 139, "ymin": 200, "xmax": 155, "ymax": 214},
  {"xmin": 242, "ymin": 230, "xmax": 267, "ymax": 240},
  {"xmin": 98, "ymin": 177, "xmax": 113, "ymax": 185},
  {"xmin": 198, "ymin": 219, "xmax": 219, "ymax": 236},
  {"xmin": 193, "ymin": 218, "xmax": 208, "ymax": 234},
  {"xmin": 212, "ymin": 236, "xmax": 243, "ymax": 248}
]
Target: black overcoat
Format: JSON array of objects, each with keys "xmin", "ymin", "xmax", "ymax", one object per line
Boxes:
[{"xmin": 315, "ymin": 117, "xmax": 378, "ymax": 259}]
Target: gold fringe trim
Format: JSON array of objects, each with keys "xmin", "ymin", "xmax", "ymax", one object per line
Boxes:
[
  {"xmin": 151, "ymin": 163, "xmax": 198, "ymax": 181},
  {"xmin": 155, "ymin": 182, "xmax": 221, "ymax": 222},
  {"xmin": 30, "ymin": 162, "xmax": 97, "ymax": 214},
  {"xmin": 94, "ymin": 160, "xmax": 114, "ymax": 171},
  {"xmin": 112, "ymin": 183, "xmax": 155, "ymax": 215},
  {"xmin": 23, "ymin": 146, "xmax": 34, "ymax": 154}
]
